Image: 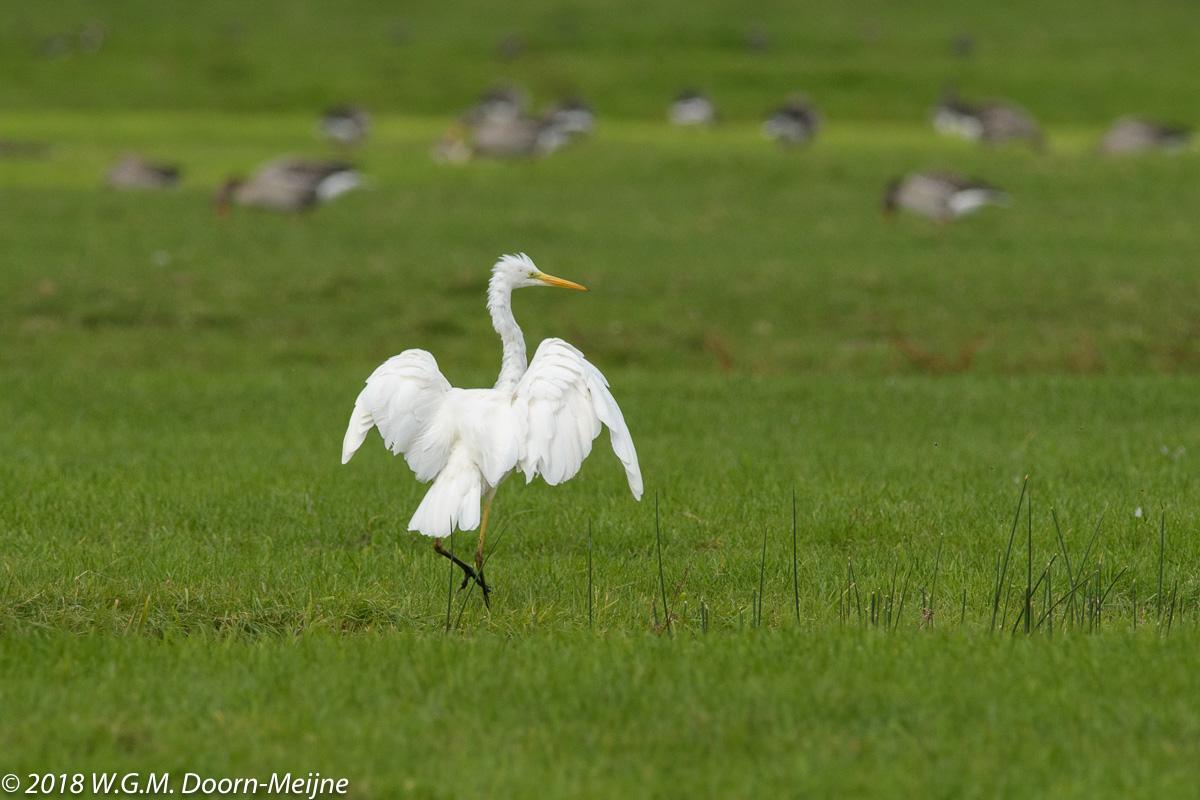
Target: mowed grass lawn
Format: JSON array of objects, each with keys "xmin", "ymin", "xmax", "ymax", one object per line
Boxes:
[{"xmin": 4, "ymin": 1, "xmax": 1200, "ymax": 796}]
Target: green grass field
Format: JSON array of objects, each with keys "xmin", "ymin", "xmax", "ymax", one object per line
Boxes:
[{"xmin": 3, "ymin": 1, "xmax": 1200, "ymax": 797}]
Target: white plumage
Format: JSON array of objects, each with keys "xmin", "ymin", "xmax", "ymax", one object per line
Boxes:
[{"xmin": 342, "ymin": 255, "xmax": 642, "ymax": 566}]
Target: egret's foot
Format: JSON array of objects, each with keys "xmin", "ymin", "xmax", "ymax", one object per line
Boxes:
[
  {"xmin": 477, "ymin": 567, "xmax": 492, "ymax": 610},
  {"xmin": 460, "ymin": 569, "xmax": 492, "ymax": 605},
  {"xmin": 434, "ymin": 540, "xmax": 492, "ymax": 605},
  {"xmin": 474, "ymin": 552, "xmax": 492, "ymax": 610}
]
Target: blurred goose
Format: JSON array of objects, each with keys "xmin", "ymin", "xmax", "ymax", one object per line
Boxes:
[
  {"xmin": 745, "ymin": 25, "xmax": 770, "ymax": 54},
  {"xmin": 317, "ymin": 104, "xmax": 371, "ymax": 145},
  {"xmin": 464, "ymin": 85, "xmax": 530, "ymax": 126},
  {"xmin": 951, "ymin": 32, "xmax": 975, "ymax": 59},
  {"xmin": 0, "ymin": 138, "xmax": 49, "ymax": 159},
  {"xmin": 105, "ymin": 154, "xmax": 181, "ymax": 189},
  {"xmin": 495, "ymin": 32, "xmax": 525, "ymax": 61},
  {"xmin": 977, "ymin": 103, "xmax": 1043, "ymax": 149},
  {"xmin": 432, "ymin": 122, "xmax": 474, "ymax": 164},
  {"xmin": 435, "ymin": 115, "xmax": 567, "ymax": 162},
  {"xmin": 883, "ymin": 171, "xmax": 1009, "ymax": 223},
  {"xmin": 214, "ymin": 158, "xmax": 361, "ymax": 215},
  {"xmin": 78, "ymin": 22, "xmax": 106, "ymax": 54},
  {"xmin": 762, "ymin": 95, "xmax": 821, "ymax": 146},
  {"xmin": 669, "ymin": 89, "xmax": 717, "ymax": 127},
  {"xmin": 474, "ymin": 115, "xmax": 566, "ymax": 157},
  {"xmin": 1099, "ymin": 117, "xmax": 1191, "ymax": 155},
  {"xmin": 542, "ymin": 98, "xmax": 596, "ymax": 138},
  {"xmin": 930, "ymin": 89, "xmax": 983, "ymax": 139},
  {"xmin": 931, "ymin": 90, "xmax": 1043, "ymax": 149},
  {"xmin": 435, "ymin": 87, "xmax": 577, "ymax": 162}
]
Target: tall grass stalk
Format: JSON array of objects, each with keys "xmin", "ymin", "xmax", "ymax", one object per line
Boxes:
[
  {"xmin": 1158, "ymin": 511, "xmax": 1166, "ymax": 625},
  {"xmin": 1025, "ymin": 487, "xmax": 1033, "ymax": 635},
  {"xmin": 848, "ymin": 558, "xmax": 862, "ymax": 626},
  {"xmin": 894, "ymin": 560, "xmax": 914, "ymax": 632},
  {"xmin": 992, "ymin": 476, "xmax": 1027, "ymax": 631},
  {"xmin": 792, "ymin": 490, "xmax": 800, "ymax": 625},
  {"xmin": 758, "ymin": 524, "xmax": 768, "ymax": 629},
  {"xmin": 588, "ymin": 519, "xmax": 593, "ymax": 630},
  {"xmin": 1166, "ymin": 579, "xmax": 1179, "ymax": 636},
  {"xmin": 445, "ymin": 531, "xmax": 454, "ymax": 633},
  {"xmin": 1051, "ymin": 508, "xmax": 1077, "ymax": 625},
  {"xmin": 928, "ymin": 535, "xmax": 943, "ymax": 628},
  {"xmin": 654, "ymin": 493, "xmax": 672, "ymax": 638}
]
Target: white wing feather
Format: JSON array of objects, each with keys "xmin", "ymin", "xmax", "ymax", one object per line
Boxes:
[
  {"xmin": 341, "ymin": 350, "xmax": 452, "ymax": 480},
  {"xmin": 515, "ymin": 338, "xmax": 643, "ymax": 499}
]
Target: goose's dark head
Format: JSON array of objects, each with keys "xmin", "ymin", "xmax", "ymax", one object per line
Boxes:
[
  {"xmin": 213, "ymin": 177, "xmax": 244, "ymax": 219},
  {"xmin": 882, "ymin": 177, "xmax": 902, "ymax": 216}
]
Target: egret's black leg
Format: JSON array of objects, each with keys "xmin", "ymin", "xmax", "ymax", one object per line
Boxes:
[{"xmin": 434, "ymin": 539, "xmax": 491, "ymax": 600}]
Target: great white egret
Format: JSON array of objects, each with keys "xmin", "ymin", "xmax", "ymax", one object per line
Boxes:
[{"xmin": 341, "ymin": 254, "xmax": 643, "ymax": 603}]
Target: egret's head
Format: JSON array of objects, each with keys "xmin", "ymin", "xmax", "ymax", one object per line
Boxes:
[{"xmin": 491, "ymin": 253, "xmax": 588, "ymax": 293}]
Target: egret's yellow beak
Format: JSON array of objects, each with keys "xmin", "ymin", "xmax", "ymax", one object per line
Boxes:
[{"xmin": 536, "ymin": 272, "xmax": 588, "ymax": 291}]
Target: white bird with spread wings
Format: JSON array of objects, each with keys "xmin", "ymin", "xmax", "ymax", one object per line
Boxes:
[{"xmin": 341, "ymin": 254, "xmax": 642, "ymax": 604}]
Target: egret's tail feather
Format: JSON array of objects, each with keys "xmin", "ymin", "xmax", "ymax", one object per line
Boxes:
[
  {"xmin": 341, "ymin": 402, "xmax": 375, "ymax": 464},
  {"xmin": 408, "ymin": 450, "xmax": 482, "ymax": 538}
]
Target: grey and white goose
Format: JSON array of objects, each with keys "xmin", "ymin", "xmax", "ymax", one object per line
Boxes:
[
  {"xmin": 464, "ymin": 85, "xmax": 530, "ymax": 127},
  {"xmin": 976, "ymin": 103, "xmax": 1043, "ymax": 149},
  {"xmin": 883, "ymin": 171, "xmax": 1010, "ymax": 223},
  {"xmin": 214, "ymin": 157, "xmax": 361, "ymax": 215},
  {"xmin": 931, "ymin": 90, "xmax": 1043, "ymax": 150},
  {"xmin": 461, "ymin": 115, "xmax": 570, "ymax": 160},
  {"xmin": 669, "ymin": 89, "xmax": 718, "ymax": 127},
  {"xmin": 542, "ymin": 98, "xmax": 596, "ymax": 138},
  {"xmin": 317, "ymin": 104, "xmax": 371, "ymax": 145},
  {"xmin": 433, "ymin": 116, "xmax": 561, "ymax": 162},
  {"xmin": 105, "ymin": 154, "xmax": 182, "ymax": 189},
  {"xmin": 434, "ymin": 88, "xmax": 575, "ymax": 162},
  {"xmin": 1099, "ymin": 117, "xmax": 1191, "ymax": 155},
  {"xmin": 762, "ymin": 95, "xmax": 821, "ymax": 146},
  {"xmin": 930, "ymin": 89, "xmax": 984, "ymax": 140},
  {"xmin": 475, "ymin": 115, "xmax": 566, "ymax": 158}
]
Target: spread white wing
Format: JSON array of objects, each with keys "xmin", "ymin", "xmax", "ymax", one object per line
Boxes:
[
  {"xmin": 514, "ymin": 338, "xmax": 642, "ymax": 499},
  {"xmin": 341, "ymin": 350, "xmax": 452, "ymax": 481}
]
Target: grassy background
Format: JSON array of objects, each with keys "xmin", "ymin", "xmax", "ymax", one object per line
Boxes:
[
  {"xmin": 4, "ymin": 634, "xmax": 1199, "ymax": 797},
  {"xmin": 3, "ymin": 0, "xmax": 1200, "ymax": 796},
  {"xmin": 2, "ymin": 0, "xmax": 1197, "ymax": 122}
]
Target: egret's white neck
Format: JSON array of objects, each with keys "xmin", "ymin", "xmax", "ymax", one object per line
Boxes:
[{"xmin": 488, "ymin": 276, "xmax": 527, "ymax": 390}]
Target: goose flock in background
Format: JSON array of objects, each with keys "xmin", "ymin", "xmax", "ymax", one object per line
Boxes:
[{"xmin": 14, "ymin": 28, "xmax": 1184, "ymax": 223}]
